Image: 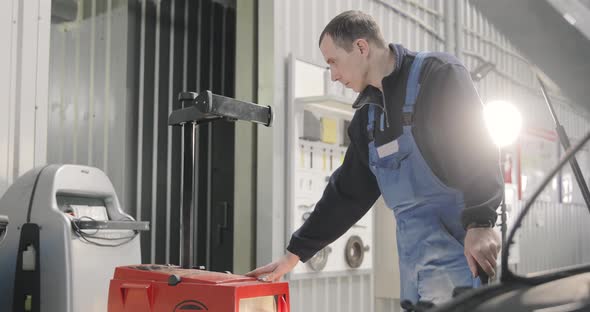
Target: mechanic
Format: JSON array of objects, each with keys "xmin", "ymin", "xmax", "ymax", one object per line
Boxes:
[{"xmin": 248, "ymin": 10, "xmax": 503, "ymax": 306}]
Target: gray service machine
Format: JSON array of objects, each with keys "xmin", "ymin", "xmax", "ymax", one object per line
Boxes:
[{"xmin": 0, "ymin": 165, "xmax": 149, "ymax": 312}]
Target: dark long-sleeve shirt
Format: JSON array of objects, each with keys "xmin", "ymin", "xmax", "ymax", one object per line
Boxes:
[{"xmin": 287, "ymin": 44, "xmax": 504, "ymax": 262}]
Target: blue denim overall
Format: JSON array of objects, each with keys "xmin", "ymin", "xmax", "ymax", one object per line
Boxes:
[{"xmin": 367, "ymin": 52, "xmax": 479, "ymax": 305}]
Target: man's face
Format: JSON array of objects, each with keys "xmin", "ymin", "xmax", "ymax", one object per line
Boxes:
[{"xmin": 320, "ymin": 34, "xmax": 368, "ymax": 93}]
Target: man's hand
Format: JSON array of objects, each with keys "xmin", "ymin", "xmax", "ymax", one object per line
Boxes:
[
  {"xmin": 464, "ymin": 227, "xmax": 501, "ymax": 278},
  {"xmin": 245, "ymin": 251, "xmax": 300, "ymax": 282}
]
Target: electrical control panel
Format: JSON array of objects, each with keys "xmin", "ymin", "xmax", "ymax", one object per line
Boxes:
[{"xmin": 288, "ymin": 57, "xmax": 373, "ymax": 277}]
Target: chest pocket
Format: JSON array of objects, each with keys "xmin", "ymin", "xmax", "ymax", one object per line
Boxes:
[
  {"xmin": 369, "ymin": 145, "xmax": 411, "ymax": 169},
  {"xmin": 368, "ymin": 137, "xmax": 415, "ymax": 208}
]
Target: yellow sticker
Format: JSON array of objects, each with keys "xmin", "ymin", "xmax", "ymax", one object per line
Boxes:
[{"xmin": 321, "ymin": 118, "xmax": 338, "ymax": 144}]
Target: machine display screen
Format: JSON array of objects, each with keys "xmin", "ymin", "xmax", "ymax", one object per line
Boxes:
[
  {"xmin": 57, "ymin": 194, "xmax": 107, "ymax": 209},
  {"xmin": 239, "ymin": 296, "xmax": 277, "ymax": 312},
  {"xmin": 56, "ymin": 194, "xmax": 109, "ymax": 220}
]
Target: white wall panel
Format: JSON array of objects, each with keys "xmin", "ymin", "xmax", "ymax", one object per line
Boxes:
[
  {"xmin": 512, "ymin": 201, "xmax": 590, "ymax": 275},
  {"xmin": 0, "ymin": 0, "xmax": 50, "ymax": 196}
]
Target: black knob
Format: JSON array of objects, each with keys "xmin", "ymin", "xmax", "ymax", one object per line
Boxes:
[{"xmin": 168, "ymin": 274, "xmax": 182, "ymax": 286}]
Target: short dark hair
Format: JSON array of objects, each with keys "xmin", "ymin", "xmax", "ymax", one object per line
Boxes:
[{"xmin": 319, "ymin": 10, "xmax": 386, "ymax": 51}]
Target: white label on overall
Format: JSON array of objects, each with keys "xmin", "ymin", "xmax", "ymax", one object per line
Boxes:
[{"xmin": 377, "ymin": 140, "xmax": 399, "ymax": 158}]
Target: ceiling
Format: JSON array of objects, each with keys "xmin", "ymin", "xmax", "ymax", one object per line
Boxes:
[{"xmin": 470, "ymin": 0, "xmax": 590, "ymax": 113}]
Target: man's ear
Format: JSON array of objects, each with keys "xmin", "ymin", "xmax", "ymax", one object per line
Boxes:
[{"xmin": 354, "ymin": 39, "xmax": 370, "ymax": 56}]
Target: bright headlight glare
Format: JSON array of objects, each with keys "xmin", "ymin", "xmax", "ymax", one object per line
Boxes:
[{"xmin": 484, "ymin": 100, "xmax": 522, "ymax": 147}]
